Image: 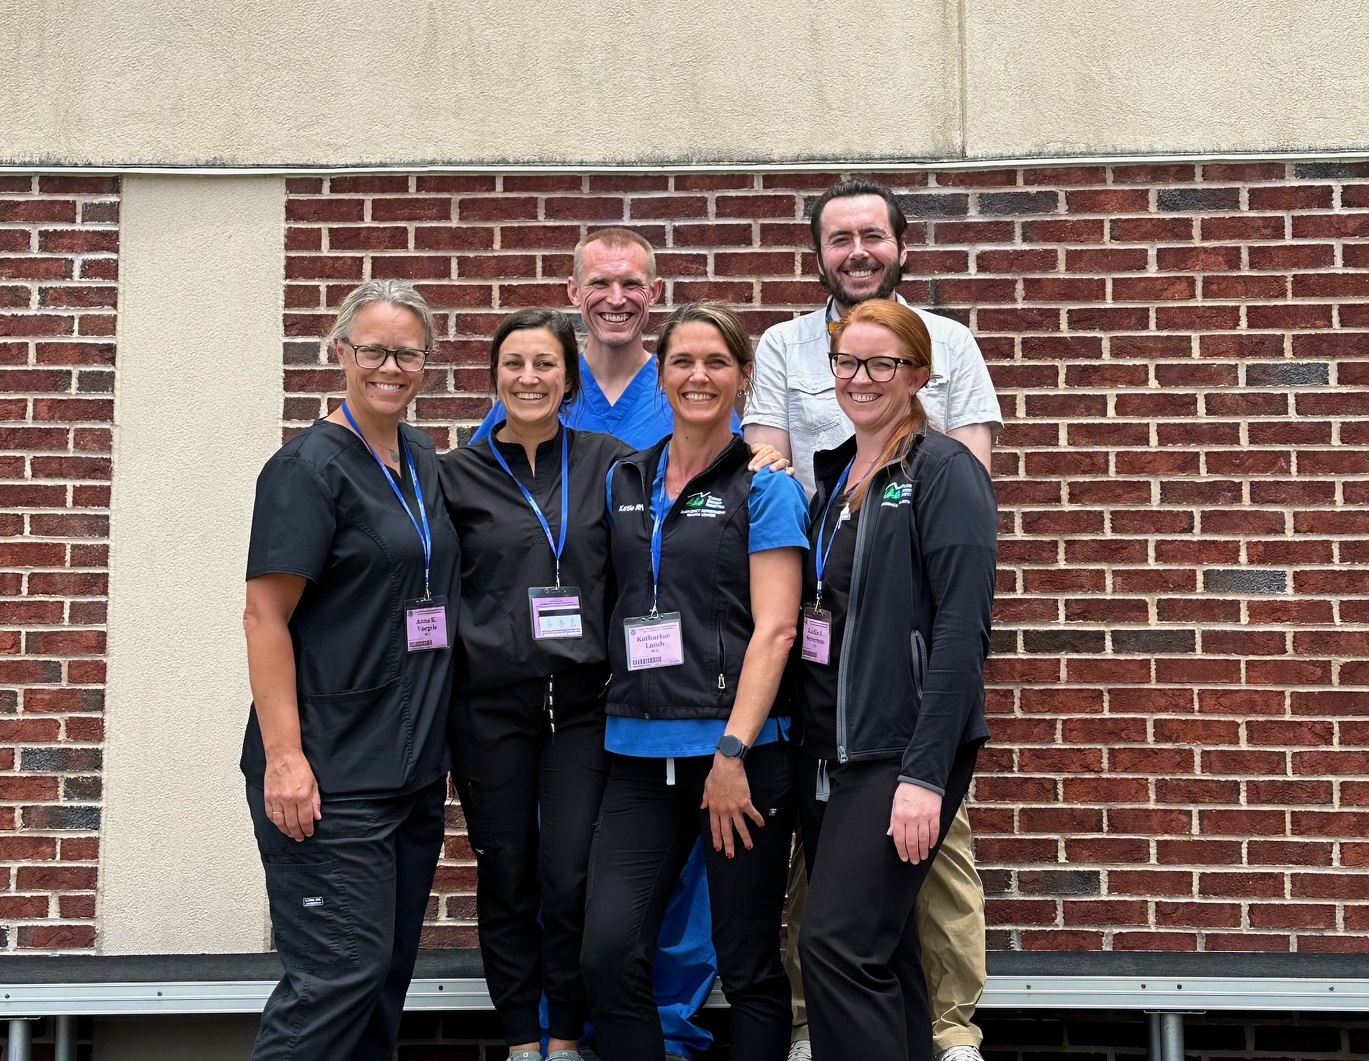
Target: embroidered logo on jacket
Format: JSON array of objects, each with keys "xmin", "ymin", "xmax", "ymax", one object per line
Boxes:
[
  {"xmin": 880, "ymin": 482, "xmax": 913, "ymax": 507},
  {"xmin": 682, "ymin": 491, "xmax": 726, "ymax": 517}
]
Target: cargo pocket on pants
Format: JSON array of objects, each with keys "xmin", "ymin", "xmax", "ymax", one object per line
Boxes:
[{"xmin": 264, "ymin": 859, "xmax": 356, "ymax": 974}]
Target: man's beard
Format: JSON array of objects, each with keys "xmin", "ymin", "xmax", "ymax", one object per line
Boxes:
[{"xmin": 818, "ymin": 259, "xmax": 903, "ymax": 309}]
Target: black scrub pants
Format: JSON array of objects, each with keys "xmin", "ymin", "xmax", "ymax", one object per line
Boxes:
[
  {"xmin": 797, "ymin": 746, "xmax": 978, "ymax": 1061},
  {"xmin": 450, "ymin": 665, "xmax": 610, "ymax": 1046},
  {"xmin": 581, "ymin": 742, "xmax": 795, "ymax": 1061},
  {"xmin": 247, "ymin": 776, "xmax": 447, "ymax": 1061}
]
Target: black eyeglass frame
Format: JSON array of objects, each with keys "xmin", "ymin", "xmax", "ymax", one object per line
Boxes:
[
  {"xmin": 340, "ymin": 337, "xmax": 430, "ymax": 372},
  {"xmin": 828, "ymin": 351, "xmax": 920, "ymax": 383}
]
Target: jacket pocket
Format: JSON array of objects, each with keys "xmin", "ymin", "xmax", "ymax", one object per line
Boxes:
[
  {"xmin": 300, "ymin": 676, "xmax": 412, "ymax": 794},
  {"xmin": 910, "ymin": 629, "xmax": 927, "ymax": 705}
]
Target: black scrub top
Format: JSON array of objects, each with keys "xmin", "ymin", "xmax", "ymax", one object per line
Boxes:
[
  {"xmin": 439, "ymin": 426, "xmax": 627, "ymax": 693},
  {"xmin": 240, "ymin": 419, "xmax": 461, "ymax": 798}
]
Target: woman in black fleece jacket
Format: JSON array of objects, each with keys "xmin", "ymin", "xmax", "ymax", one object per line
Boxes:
[{"xmin": 789, "ymin": 299, "xmax": 998, "ymax": 1061}]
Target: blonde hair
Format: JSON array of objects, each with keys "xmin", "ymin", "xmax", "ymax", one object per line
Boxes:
[
  {"xmin": 573, "ymin": 227, "xmax": 657, "ymax": 282},
  {"xmin": 326, "ymin": 280, "xmax": 435, "ymax": 349},
  {"xmin": 829, "ymin": 300, "xmax": 931, "ymax": 510}
]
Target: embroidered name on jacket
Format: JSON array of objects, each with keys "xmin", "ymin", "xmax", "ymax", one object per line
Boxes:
[{"xmin": 682, "ymin": 491, "xmax": 726, "ymax": 517}]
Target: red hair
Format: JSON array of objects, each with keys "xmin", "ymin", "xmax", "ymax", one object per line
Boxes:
[{"xmin": 829, "ymin": 301, "xmax": 932, "ymax": 510}]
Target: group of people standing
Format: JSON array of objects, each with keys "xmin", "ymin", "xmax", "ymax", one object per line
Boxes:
[{"xmin": 240, "ymin": 178, "xmax": 1002, "ymax": 1061}]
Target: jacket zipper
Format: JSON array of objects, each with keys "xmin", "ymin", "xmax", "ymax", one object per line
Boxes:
[
  {"xmin": 834, "ymin": 485, "xmax": 872, "ymax": 764},
  {"xmin": 716, "ymin": 622, "xmax": 727, "ymax": 691}
]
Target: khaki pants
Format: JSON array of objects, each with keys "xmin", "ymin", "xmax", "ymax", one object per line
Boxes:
[{"xmin": 784, "ymin": 802, "xmax": 985, "ymax": 1054}]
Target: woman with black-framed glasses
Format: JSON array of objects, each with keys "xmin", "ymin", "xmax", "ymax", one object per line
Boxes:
[
  {"xmin": 241, "ymin": 280, "xmax": 460, "ymax": 1061},
  {"xmin": 792, "ymin": 299, "xmax": 997, "ymax": 1061}
]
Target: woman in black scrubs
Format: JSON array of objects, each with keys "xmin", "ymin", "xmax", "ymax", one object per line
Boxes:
[
  {"xmin": 241, "ymin": 280, "xmax": 460, "ymax": 1061},
  {"xmin": 793, "ymin": 299, "xmax": 997, "ymax": 1061},
  {"xmin": 439, "ymin": 309, "xmax": 625, "ymax": 1061}
]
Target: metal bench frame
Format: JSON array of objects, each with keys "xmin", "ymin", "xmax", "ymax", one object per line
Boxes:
[{"xmin": 3, "ymin": 951, "xmax": 1368, "ymax": 1061}]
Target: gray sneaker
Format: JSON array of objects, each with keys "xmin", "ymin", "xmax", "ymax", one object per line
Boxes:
[
  {"xmin": 937, "ymin": 1047, "xmax": 985, "ymax": 1061},
  {"xmin": 787, "ymin": 1040, "xmax": 813, "ymax": 1061}
]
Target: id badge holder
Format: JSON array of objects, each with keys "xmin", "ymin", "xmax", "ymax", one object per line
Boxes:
[
  {"xmin": 623, "ymin": 612, "xmax": 685, "ymax": 671},
  {"xmin": 529, "ymin": 586, "xmax": 584, "ymax": 640},
  {"xmin": 405, "ymin": 595, "xmax": 449, "ymax": 652},
  {"xmin": 801, "ymin": 604, "xmax": 832, "ymax": 665}
]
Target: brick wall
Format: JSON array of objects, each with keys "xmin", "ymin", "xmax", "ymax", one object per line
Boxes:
[
  {"xmin": 0, "ymin": 175, "xmax": 116, "ymax": 950},
  {"xmin": 281, "ymin": 164, "xmax": 1369, "ymax": 952}
]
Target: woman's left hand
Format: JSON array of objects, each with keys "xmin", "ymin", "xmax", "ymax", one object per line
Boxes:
[
  {"xmin": 702, "ymin": 755, "xmax": 765, "ymax": 857},
  {"xmin": 888, "ymin": 781, "xmax": 943, "ymax": 863},
  {"xmin": 747, "ymin": 442, "xmax": 793, "ymax": 475}
]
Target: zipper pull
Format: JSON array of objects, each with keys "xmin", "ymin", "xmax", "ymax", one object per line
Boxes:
[{"xmin": 717, "ymin": 673, "xmax": 726, "ymax": 690}]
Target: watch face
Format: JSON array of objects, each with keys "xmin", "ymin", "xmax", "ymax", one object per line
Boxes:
[{"xmin": 719, "ymin": 734, "xmax": 746, "ymax": 758}]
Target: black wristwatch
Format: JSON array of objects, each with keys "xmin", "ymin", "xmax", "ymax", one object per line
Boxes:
[{"xmin": 716, "ymin": 733, "xmax": 749, "ymax": 761}]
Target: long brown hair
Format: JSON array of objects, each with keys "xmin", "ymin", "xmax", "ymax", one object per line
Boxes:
[{"xmin": 830, "ymin": 300, "xmax": 932, "ymax": 510}]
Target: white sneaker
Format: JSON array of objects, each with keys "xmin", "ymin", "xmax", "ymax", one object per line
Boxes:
[
  {"xmin": 787, "ymin": 1040, "xmax": 812, "ymax": 1061},
  {"xmin": 936, "ymin": 1047, "xmax": 985, "ymax": 1061}
]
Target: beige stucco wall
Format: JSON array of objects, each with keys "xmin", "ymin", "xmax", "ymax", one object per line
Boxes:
[
  {"xmin": 99, "ymin": 176, "xmax": 282, "ymax": 953},
  {"xmin": 4, "ymin": 0, "xmax": 1367, "ymax": 167},
  {"xmin": 963, "ymin": 0, "xmax": 1369, "ymax": 158},
  {"xmin": 0, "ymin": 0, "xmax": 961, "ymax": 166}
]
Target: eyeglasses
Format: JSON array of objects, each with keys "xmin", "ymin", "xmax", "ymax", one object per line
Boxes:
[
  {"xmin": 829, "ymin": 352, "xmax": 919, "ymax": 382},
  {"xmin": 340, "ymin": 338, "xmax": 429, "ymax": 372}
]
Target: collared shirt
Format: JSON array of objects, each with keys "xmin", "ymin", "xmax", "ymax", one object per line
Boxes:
[{"xmin": 742, "ymin": 294, "xmax": 1004, "ymax": 495}]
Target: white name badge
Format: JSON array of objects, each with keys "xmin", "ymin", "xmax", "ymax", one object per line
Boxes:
[
  {"xmin": 405, "ymin": 596, "xmax": 449, "ymax": 653},
  {"xmin": 801, "ymin": 605, "xmax": 831, "ymax": 665},
  {"xmin": 624, "ymin": 612, "xmax": 685, "ymax": 671},
  {"xmin": 529, "ymin": 586, "xmax": 584, "ymax": 640}
]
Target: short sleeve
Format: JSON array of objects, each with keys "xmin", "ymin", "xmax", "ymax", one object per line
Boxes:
[
  {"xmin": 740, "ymin": 324, "xmax": 790, "ymax": 431},
  {"xmin": 941, "ymin": 328, "xmax": 1003, "ymax": 435},
  {"xmin": 246, "ymin": 454, "xmax": 337, "ymax": 582},
  {"xmin": 746, "ymin": 468, "xmax": 810, "ymax": 553}
]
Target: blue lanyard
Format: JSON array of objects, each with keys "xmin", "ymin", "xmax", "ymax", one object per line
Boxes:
[
  {"xmin": 646, "ymin": 446, "xmax": 674, "ymax": 617},
  {"xmin": 489, "ymin": 428, "xmax": 571, "ymax": 588},
  {"xmin": 340, "ymin": 401, "xmax": 434, "ymax": 600},
  {"xmin": 813, "ymin": 459, "xmax": 855, "ymax": 612}
]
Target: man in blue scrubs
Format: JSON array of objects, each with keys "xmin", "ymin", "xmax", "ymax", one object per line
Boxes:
[{"xmin": 474, "ymin": 228, "xmax": 717, "ymax": 1060}]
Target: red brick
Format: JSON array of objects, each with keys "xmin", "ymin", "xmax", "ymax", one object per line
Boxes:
[
  {"xmin": 17, "ymin": 925, "xmax": 97, "ymax": 950},
  {"xmin": 326, "ymin": 226, "xmax": 410, "ymax": 251},
  {"xmin": 1023, "ymin": 218, "xmax": 1105, "ymax": 243},
  {"xmin": 1250, "ymin": 904, "xmax": 1337, "ymax": 930},
  {"xmin": 543, "ymin": 197, "xmax": 625, "ymax": 222},
  {"xmin": 371, "ymin": 197, "xmax": 453, "ymax": 222},
  {"xmin": 1294, "ymin": 213, "xmax": 1369, "ymax": 238},
  {"xmin": 673, "ymin": 223, "xmax": 756, "ymax": 248},
  {"xmin": 37, "ymin": 230, "xmax": 118, "ymax": 254},
  {"xmin": 1203, "ymin": 273, "xmax": 1288, "ymax": 299}
]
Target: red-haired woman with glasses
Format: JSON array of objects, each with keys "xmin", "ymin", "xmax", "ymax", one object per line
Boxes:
[{"xmin": 790, "ymin": 300, "xmax": 997, "ymax": 1061}]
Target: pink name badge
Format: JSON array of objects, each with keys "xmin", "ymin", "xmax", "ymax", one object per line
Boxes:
[
  {"xmin": 529, "ymin": 586, "xmax": 584, "ymax": 640},
  {"xmin": 405, "ymin": 596, "xmax": 448, "ymax": 653},
  {"xmin": 801, "ymin": 606, "xmax": 831, "ymax": 665},
  {"xmin": 624, "ymin": 612, "xmax": 685, "ymax": 671}
]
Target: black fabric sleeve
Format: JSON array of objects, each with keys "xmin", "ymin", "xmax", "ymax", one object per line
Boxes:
[
  {"xmin": 246, "ymin": 454, "xmax": 336, "ymax": 582},
  {"xmin": 898, "ymin": 450, "xmax": 998, "ymax": 793}
]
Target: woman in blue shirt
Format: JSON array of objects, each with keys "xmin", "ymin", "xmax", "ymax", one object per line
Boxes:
[{"xmin": 582, "ymin": 303, "xmax": 809, "ymax": 1061}]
